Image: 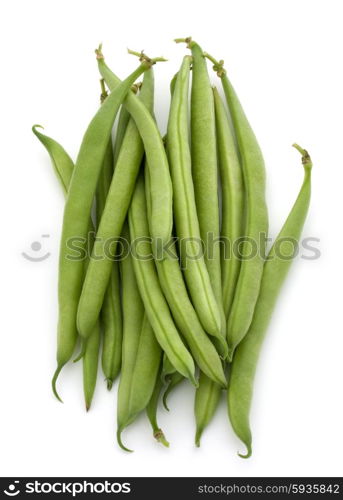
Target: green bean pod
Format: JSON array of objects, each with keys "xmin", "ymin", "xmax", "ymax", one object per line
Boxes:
[
  {"xmin": 128, "ymin": 174, "xmax": 197, "ymax": 385},
  {"xmin": 32, "ymin": 126, "xmax": 100, "ymax": 407},
  {"xmin": 177, "ymin": 37, "xmax": 226, "ymax": 340},
  {"xmin": 56, "ymin": 62, "xmax": 151, "ymax": 385},
  {"xmin": 166, "ymin": 55, "xmax": 225, "ymax": 355},
  {"xmin": 195, "ymin": 372, "xmax": 222, "ymax": 446},
  {"xmin": 228, "ymin": 145, "xmax": 312, "ymax": 458},
  {"xmin": 117, "ymin": 223, "xmax": 145, "ymax": 451},
  {"xmin": 96, "ymin": 83, "xmax": 122, "ymax": 389},
  {"xmin": 77, "ymin": 69, "xmax": 156, "ymax": 340},
  {"xmin": 96, "ymin": 46, "xmax": 173, "ymax": 246},
  {"xmin": 205, "ymin": 54, "xmax": 269, "ymax": 359},
  {"xmin": 145, "ymin": 163, "xmax": 226, "ymax": 387},
  {"xmin": 146, "ymin": 374, "xmax": 169, "ymax": 447},
  {"xmin": 212, "ymin": 87, "xmax": 244, "ymax": 319},
  {"xmin": 128, "ymin": 314, "xmax": 162, "ymax": 418}
]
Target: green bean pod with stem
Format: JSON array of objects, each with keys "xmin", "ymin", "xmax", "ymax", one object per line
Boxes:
[
  {"xmin": 195, "ymin": 372, "xmax": 223, "ymax": 446},
  {"xmin": 78, "ymin": 52, "xmax": 171, "ymax": 341},
  {"xmin": 228, "ymin": 145, "xmax": 312, "ymax": 458},
  {"xmin": 166, "ymin": 55, "xmax": 226, "ymax": 356},
  {"xmin": 212, "ymin": 87, "xmax": 244, "ymax": 319},
  {"xmin": 128, "ymin": 174, "xmax": 197, "ymax": 385},
  {"xmin": 145, "ymin": 162, "xmax": 227, "ymax": 387},
  {"xmin": 176, "ymin": 37, "xmax": 226, "ymax": 341},
  {"xmin": 205, "ymin": 53, "xmax": 268, "ymax": 360},
  {"xmin": 32, "ymin": 126, "xmax": 100, "ymax": 408},
  {"xmin": 96, "ymin": 80, "xmax": 122, "ymax": 390},
  {"xmin": 162, "ymin": 372, "xmax": 185, "ymax": 412},
  {"xmin": 55, "ymin": 59, "xmax": 153, "ymax": 387}
]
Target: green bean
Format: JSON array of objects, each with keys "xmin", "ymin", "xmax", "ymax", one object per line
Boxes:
[
  {"xmin": 145, "ymin": 163, "xmax": 226, "ymax": 387},
  {"xmin": 212, "ymin": 87, "xmax": 244, "ymax": 319},
  {"xmin": 146, "ymin": 374, "xmax": 170, "ymax": 447},
  {"xmin": 194, "ymin": 372, "xmax": 222, "ymax": 447},
  {"xmin": 166, "ymin": 55, "xmax": 225, "ymax": 355},
  {"xmin": 32, "ymin": 126, "xmax": 100, "ymax": 408},
  {"xmin": 161, "ymin": 353, "xmax": 176, "ymax": 384},
  {"xmin": 112, "ymin": 82, "xmax": 141, "ymax": 165},
  {"xmin": 117, "ymin": 223, "xmax": 145, "ymax": 451},
  {"xmin": 96, "ymin": 81, "xmax": 122, "ymax": 390},
  {"xmin": 162, "ymin": 372, "xmax": 185, "ymax": 412},
  {"xmin": 96, "ymin": 46, "xmax": 173, "ymax": 246},
  {"xmin": 129, "ymin": 314, "xmax": 162, "ymax": 419},
  {"xmin": 128, "ymin": 174, "xmax": 197, "ymax": 385},
  {"xmin": 77, "ymin": 67, "xmax": 159, "ymax": 341},
  {"xmin": 205, "ymin": 54, "xmax": 269, "ymax": 360},
  {"xmin": 55, "ymin": 61, "xmax": 152, "ymax": 390},
  {"xmin": 228, "ymin": 145, "xmax": 312, "ymax": 458},
  {"xmin": 176, "ymin": 37, "xmax": 226, "ymax": 341}
]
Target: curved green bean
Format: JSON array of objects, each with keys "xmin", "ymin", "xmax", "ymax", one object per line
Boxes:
[
  {"xmin": 117, "ymin": 223, "xmax": 145, "ymax": 451},
  {"xmin": 195, "ymin": 372, "xmax": 222, "ymax": 446},
  {"xmin": 96, "ymin": 46, "xmax": 173, "ymax": 246},
  {"xmin": 77, "ymin": 68, "xmax": 157, "ymax": 340},
  {"xmin": 162, "ymin": 372, "xmax": 185, "ymax": 412},
  {"xmin": 146, "ymin": 374, "xmax": 170, "ymax": 447},
  {"xmin": 55, "ymin": 61, "xmax": 151, "ymax": 390},
  {"xmin": 205, "ymin": 54, "xmax": 269, "ymax": 360},
  {"xmin": 96, "ymin": 82, "xmax": 122, "ymax": 390},
  {"xmin": 145, "ymin": 163, "xmax": 226, "ymax": 387},
  {"xmin": 212, "ymin": 87, "xmax": 244, "ymax": 319},
  {"xmin": 176, "ymin": 37, "xmax": 226, "ymax": 341},
  {"xmin": 128, "ymin": 174, "xmax": 197, "ymax": 385},
  {"xmin": 166, "ymin": 55, "xmax": 225, "ymax": 355},
  {"xmin": 32, "ymin": 126, "xmax": 100, "ymax": 407},
  {"xmin": 228, "ymin": 145, "xmax": 312, "ymax": 458}
]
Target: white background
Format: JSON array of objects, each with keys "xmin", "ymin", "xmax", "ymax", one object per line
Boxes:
[{"xmin": 1, "ymin": 0, "xmax": 342, "ymax": 478}]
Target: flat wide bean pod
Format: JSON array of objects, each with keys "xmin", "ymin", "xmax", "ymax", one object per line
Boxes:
[
  {"xmin": 128, "ymin": 174, "xmax": 197, "ymax": 385},
  {"xmin": 205, "ymin": 54, "xmax": 269, "ymax": 359},
  {"xmin": 228, "ymin": 146, "xmax": 312, "ymax": 458},
  {"xmin": 166, "ymin": 55, "xmax": 226, "ymax": 355}
]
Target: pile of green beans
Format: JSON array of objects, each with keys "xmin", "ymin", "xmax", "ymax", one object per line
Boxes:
[{"xmin": 33, "ymin": 38, "xmax": 313, "ymax": 457}]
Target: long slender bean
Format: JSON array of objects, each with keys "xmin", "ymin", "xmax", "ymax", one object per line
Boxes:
[
  {"xmin": 145, "ymin": 163, "xmax": 226, "ymax": 386},
  {"xmin": 212, "ymin": 87, "xmax": 244, "ymax": 319},
  {"xmin": 128, "ymin": 174, "xmax": 197, "ymax": 385},
  {"xmin": 166, "ymin": 55, "xmax": 226, "ymax": 355},
  {"xmin": 228, "ymin": 145, "xmax": 312, "ymax": 458},
  {"xmin": 146, "ymin": 373, "xmax": 169, "ymax": 447},
  {"xmin": 32, "ymin": 126, "xmax": 100, "ymax": 407},
  {"xmin": 77, "ymin": 67, "xmax": 161, "ymax": 340},
  {"xmin": 96, "ymin": 81, "xmax": 122, "ymax": 389},
  {"xmin": 195, "ymin": 372, "xmax": 222, "ymax": 446},
  {"xmin": 117, "ymin": 223, "xmax": 145, "ymax": 450},
  {"xmin": 205, "ymin": 54, "xmax": 268, "ymax": 359},
  {"xmin": 55, "ymin": 61, "xmax": 152, "ymax": 392},
  {"xmin": 96, "ymin": 46, "xmax": 173, "ymax": 245}
]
